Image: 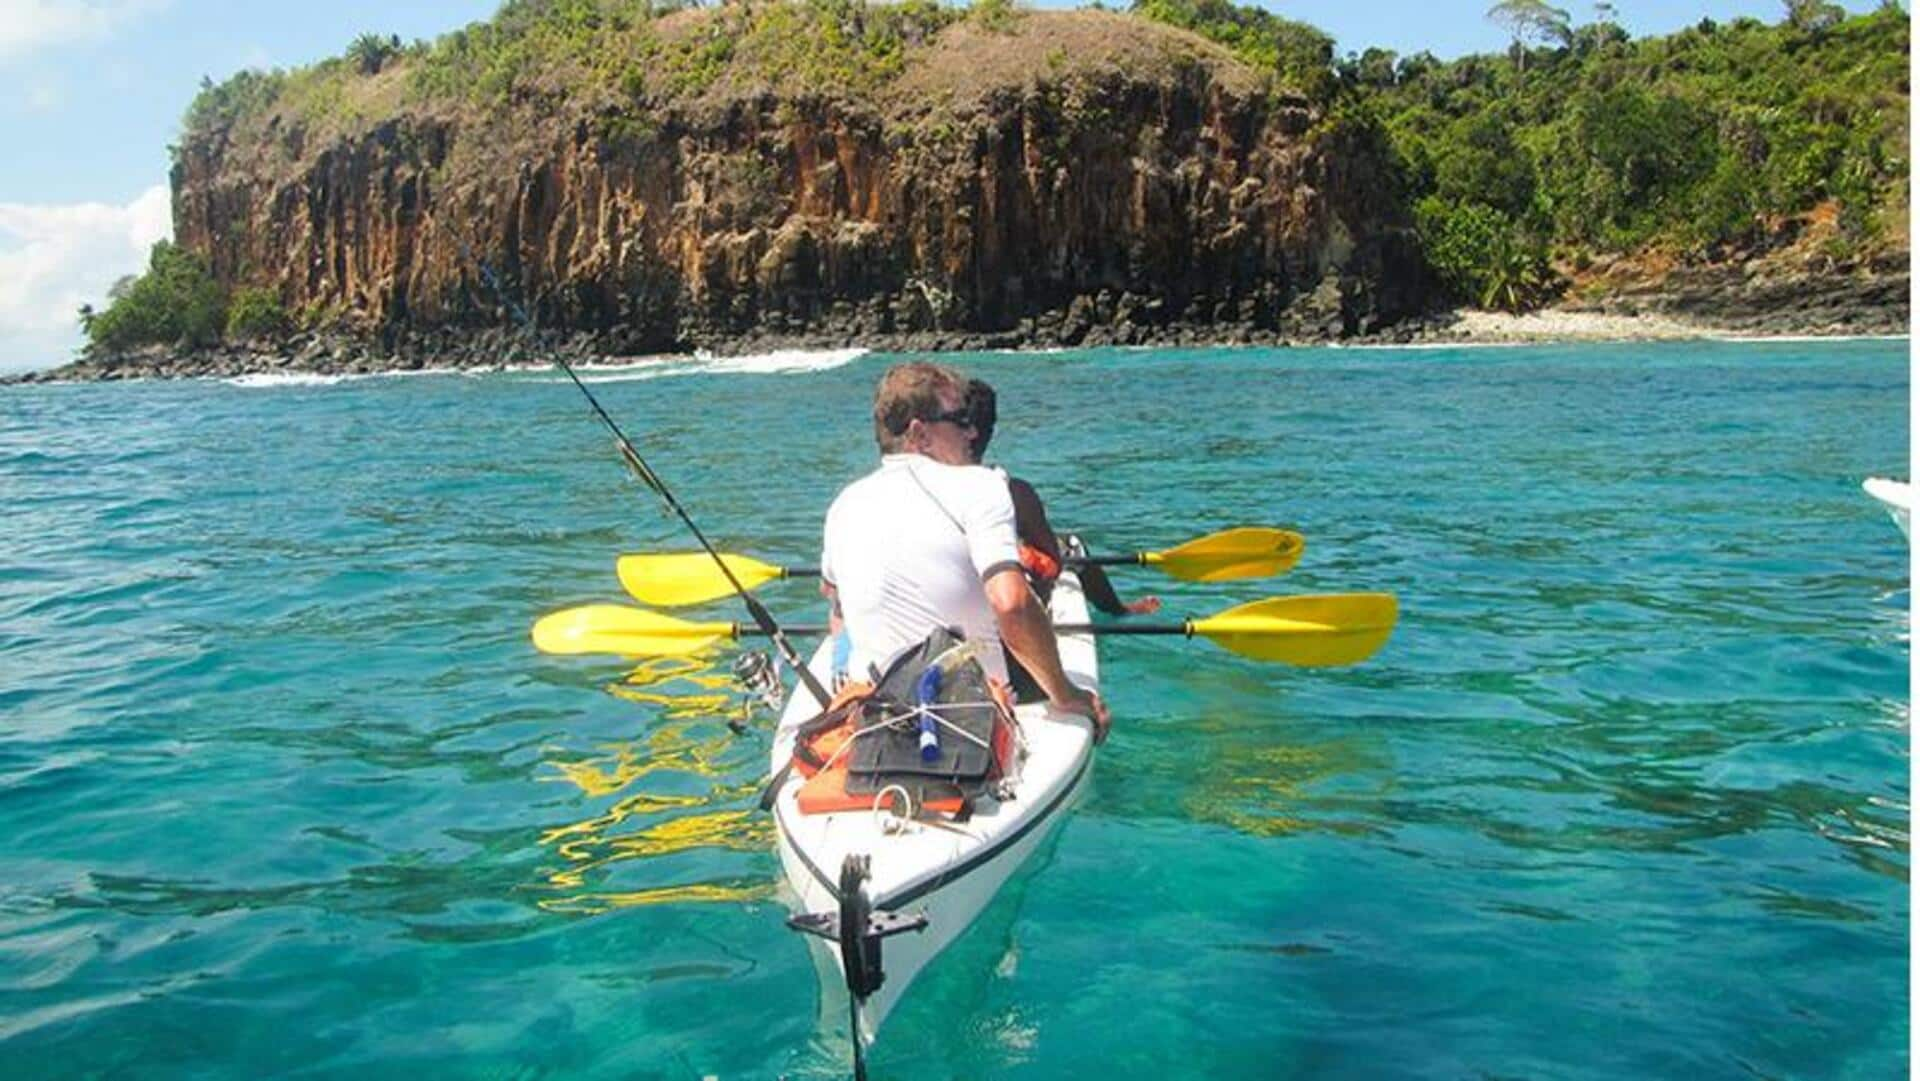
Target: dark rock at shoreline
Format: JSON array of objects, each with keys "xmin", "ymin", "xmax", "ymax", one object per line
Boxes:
[
  {"xmin": 1559, "ymin": 252, "xmax": 1909, "ymax": 337},
  {"xmin": 9, "ymin": 254, "xmax": 1905, "ymax": 386}
]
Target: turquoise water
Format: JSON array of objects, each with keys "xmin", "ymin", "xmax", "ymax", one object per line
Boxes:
[{"xmin": 1, "ymin": 341, "xmax": 1908, "ymax": 1079}]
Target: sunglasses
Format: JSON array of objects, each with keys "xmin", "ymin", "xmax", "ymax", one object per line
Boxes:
[{"xmin": 925, "ymin": 409, "xmax": 976, "ymax": 430}]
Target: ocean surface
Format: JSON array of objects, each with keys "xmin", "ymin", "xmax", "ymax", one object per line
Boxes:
[{"xmin": 1, "ymin": 341, "xmax": 1908, "ymax": 1080}]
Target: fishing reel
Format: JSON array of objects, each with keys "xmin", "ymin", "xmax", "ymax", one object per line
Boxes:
[{"xmin": 732, "ymin": 649, "xmax": 786, "ymax": 717}]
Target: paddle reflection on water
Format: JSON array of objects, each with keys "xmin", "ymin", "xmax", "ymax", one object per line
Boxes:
[
  {"xmin": 536, "ymin": 653, "xmax": 776, "ymax": 915},
  {"xmin": 603, "ymin": 656, "xmax": 745, "ymax": 722}
]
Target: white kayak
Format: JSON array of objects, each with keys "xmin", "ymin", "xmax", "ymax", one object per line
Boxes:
[
  {"xmin": 1863, "ymin": 477, "xmax": 1911, "ymax": 540},
  {"xmin": 768, "ymin": 564, "xmax": 1099, "ymax": 1057}
]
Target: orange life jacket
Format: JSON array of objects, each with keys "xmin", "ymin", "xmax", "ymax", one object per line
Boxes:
[{"xmin": 1018, "ymin": 541, "xmax": 1061, "ymax": 583}]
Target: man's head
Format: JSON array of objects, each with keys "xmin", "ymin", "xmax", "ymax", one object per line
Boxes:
[
  {"xmin": 964, "ymin": 378, "xmax": 997, "ymax": 463},
  {"xmin": 872, "ymin": 361, "xmax": 974, "ymax": 464}
]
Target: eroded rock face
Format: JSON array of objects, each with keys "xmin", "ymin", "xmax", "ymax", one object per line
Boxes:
[{"xmin": 169, "ymin": 35, "xmax": 1430, "ymax": 357}]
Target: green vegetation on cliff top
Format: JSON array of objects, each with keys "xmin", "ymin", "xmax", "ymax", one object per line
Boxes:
[
  {"xmin": 1142, "ymin": 0, "xmax": 1907, "ymax": 305},
  {"xmin": 100, "ymin": 0, "xmax": 1905, "ymax": 352}
]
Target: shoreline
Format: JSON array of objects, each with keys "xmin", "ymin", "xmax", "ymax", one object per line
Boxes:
[{"xmin": 6, "ymin": 307, "xmax": 1910, "ymax": 385}]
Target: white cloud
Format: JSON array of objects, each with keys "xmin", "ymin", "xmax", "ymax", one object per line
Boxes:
[
  {"xmin": 0, "ymin": 0, "xmax": 167, "ymax": 63},
  {"xmin": 0, "ymin": 184, "xmax": 170, "ymax": 372}
]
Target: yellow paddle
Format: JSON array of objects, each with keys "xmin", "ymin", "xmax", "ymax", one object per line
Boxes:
[
  {"xmin": 531, "ymin": 592, "xmax": 1395, "ymax": 667},
  {"xmin": 530, "ymin": 603, "xmax": 777, "ymax": 657},
  {"xmin": 1095, "ymin": 593, "xmax": 1400, "ymax": 667},
  {"xmin": 1116, "ymin": 526, "xmax": 1306, "ymax": 583},
  {"xmin": 615, "ymin": 553, "xmax": 792, "ymax": 607},
  {"xmin": 615, "ymin": 527, "xmax": 1307, "ymax": 607}
]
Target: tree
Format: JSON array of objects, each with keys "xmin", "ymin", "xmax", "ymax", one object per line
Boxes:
[
  {"xmin": 1783, "ymin": 0, "xmax": 1844, "ymax": 33},
  {"xmin": 1487, "ymin": 0, "xmax": 1572, "ymax": 71},
  {"xmin": 1341, "ymin": 46, "xmax": 1399, "ymax": 88},
  {"xmin": 346, "ymin": 33, "xmax": 401, "ymax": 75}
]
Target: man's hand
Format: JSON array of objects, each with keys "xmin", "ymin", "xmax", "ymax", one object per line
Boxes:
[{"xmin": 1051, "ymin": 686, "xmax": 1111, "ymax": 743}]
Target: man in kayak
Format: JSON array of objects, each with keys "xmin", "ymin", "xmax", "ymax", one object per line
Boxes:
[
  {"xmin": 822, "ymin": 361, "xmax": 1110, "ymax": 737},
  {"xmin": 962, "ymin": 378, "xmax": 1161, "ymax": 617}
]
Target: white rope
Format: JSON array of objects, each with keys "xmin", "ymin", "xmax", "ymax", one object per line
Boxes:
[
  {"xmin": 815, "ymin": 712, "xmax": 911, "ymax": 774},
  {"xmin": 809, "ymin": 698, "xmax": 1004, "ymax": 774},
  {"xmin": 865, "ymin": 702, "xmax": 997, "ymax": 751}
]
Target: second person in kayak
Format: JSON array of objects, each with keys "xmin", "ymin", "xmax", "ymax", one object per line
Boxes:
[
  {"xmin": 821, "ymin": 361, "xmax": 1109, "ymax": 737},
  {"xmin": 962, "ymin": 378, "xmax": 1161, "ymax": 618}
]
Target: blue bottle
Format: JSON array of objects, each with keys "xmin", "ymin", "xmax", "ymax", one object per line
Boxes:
[{"xmin": 915, "ymin": 665, "xmax": 941, "ymax": 762}]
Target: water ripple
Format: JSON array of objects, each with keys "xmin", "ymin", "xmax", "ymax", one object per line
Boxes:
[{"xmin": 0, "ymin": 342, "xmax": 1907, "ymax": 1079}]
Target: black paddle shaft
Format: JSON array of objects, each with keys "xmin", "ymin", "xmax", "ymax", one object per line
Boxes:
[
  {"xmin": 1071, "ymin": 554, "xmax": 1147, "ymax": 567},
  {"xmin": 768, "ymin": 556, "xmax": 1113, "ymax": 580},
  {"xmin": 732, "ymin": 622, "xmax": 1192, "ymax": 638}
]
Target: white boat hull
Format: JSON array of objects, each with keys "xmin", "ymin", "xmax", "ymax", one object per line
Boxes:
[
  {"xmin": 1863, "ymin": 477, "xmax": 1911, "ymax": 541},
  {"xmin": 770, "ymin": 568, "xmax": 1099, "ymax": 1041}
]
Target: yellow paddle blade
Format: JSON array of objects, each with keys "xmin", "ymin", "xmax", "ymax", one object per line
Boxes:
[
  {"xmin": 1143, "ymin": 527, "xmax": 1306, "ymax": 582},
  {"xmin": 1189, "ymin": 593, "xmax": 1398, "ymax": 666},
  {"xmin": 531, "ymin": 604, "xmax": 736, "ymax": 657},
  {"xmin": 616, "ymin": 553, "xmax": 785, "ymax": 607}
]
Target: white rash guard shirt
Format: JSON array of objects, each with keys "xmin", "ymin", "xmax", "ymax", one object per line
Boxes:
[{"xmin": 821, "ymin": 453, "xmax": 1023, "ymax": 683}]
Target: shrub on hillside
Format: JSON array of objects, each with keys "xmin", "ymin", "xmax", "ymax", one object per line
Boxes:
[
  {"xmin": 1131, "ymin": 0, "xmax": 1335, "ymax": 98},
  {"xmin": 968, "ymin": 0, "xmax": 1021, "ymax": 32},
  {"xmin": 1414, "ymin": 197, "xmax": 1553, "ymax": 311},
  {"xmin": 226, "ymin": 287, "xmax": 292, "ymax": 340}
]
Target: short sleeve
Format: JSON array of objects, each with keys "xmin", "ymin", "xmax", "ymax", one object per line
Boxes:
[{"xmin": 959, "ymin": 469, "xmax": 1022, "ymax": 581}]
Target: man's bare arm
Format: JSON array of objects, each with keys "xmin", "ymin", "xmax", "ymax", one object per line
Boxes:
[{"xmin": 985, "ymin": 568, "xmax": 1110, "ymax": 736}]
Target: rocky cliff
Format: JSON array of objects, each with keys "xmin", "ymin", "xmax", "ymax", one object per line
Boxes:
[{"xmin": 163, "ymin": 9, "xmax": 1430, "ymax": 363}]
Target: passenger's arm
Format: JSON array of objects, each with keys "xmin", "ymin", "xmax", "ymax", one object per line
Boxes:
[
  {"xmin": 1010, "ymin": 477, "xmax": 1157, "ymax": 617},
  {"xmin": 1007, "ymin": 477, "xmax": 1061, "ymax": 562},
  {"xmin": 821, "ymin": 580, "xmax": 842, "ymax": 637}
]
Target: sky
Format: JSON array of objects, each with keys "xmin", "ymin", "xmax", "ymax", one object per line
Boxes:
[{"xmin": 0, "ymin": 0, "xmax": 1890, "ymax": 372}]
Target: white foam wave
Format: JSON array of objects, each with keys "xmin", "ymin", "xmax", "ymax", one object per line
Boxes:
[
  {"xmin": 690, "ymin": 346, "xmax": 869, "ymax": 374},
  {"xmin": 1339, "ymin": 332, "xmax": 1911, "ymax": 352},
  {"xmin": 524, "ymin": 346, "xmax": 870, "ymax": 384},
  {"xmin": 1705, "ymin": 333, "xmax": 1911, "ymax": 344},
  {"xmin": 557, "ymin": 356, "xmax": 686, "ymax": 383},
  {"xmin": 224, "ymin": 372, "xmax": 354, "ymax": 388},
  {"xmin": 1334, "ymin": 340, "xmax": 1532, "ymax": 351},
  {"xmin": 222, "ymin": 368, "xmax": 459, "ymax": 388}
]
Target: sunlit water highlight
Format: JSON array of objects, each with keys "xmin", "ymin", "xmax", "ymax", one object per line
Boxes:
[{"xmin": 1, "ymin": 341, "xmax": 1907, "ymax": 1078}]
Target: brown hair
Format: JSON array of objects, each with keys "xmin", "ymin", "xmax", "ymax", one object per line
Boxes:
[
  {"xmin": 872, "ymin": 361, "xmax": 966, "ymax": 452},
  {"xmin": 965, "ymin": 378, "xmax": 997, "ymax": 461}
]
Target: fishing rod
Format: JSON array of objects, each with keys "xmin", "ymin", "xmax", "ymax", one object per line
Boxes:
[{"xmin": 447, "ymin": 229, "xmax": 832, "ymax": 708}]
